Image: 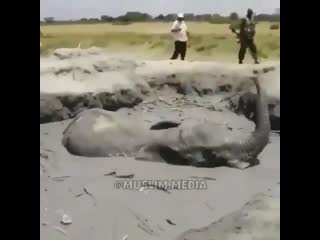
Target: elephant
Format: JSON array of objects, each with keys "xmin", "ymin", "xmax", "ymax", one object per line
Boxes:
[
  {"xmin": 136, "ymin": 76, "xmax": 270, "ymax": 169},
  {"xmin": 62, "ymin": 77, "xmax": 270, "ymax": 169}
]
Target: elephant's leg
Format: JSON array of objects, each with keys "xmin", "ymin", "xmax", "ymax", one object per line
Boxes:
[
  {"xmin": 227, "ymin": 159, "xmax": 251, "ymax": 170},
  {"xmin": 188, "ymin": 152, "xmax": 207, "ymax": 167},
  {"xmin": 135, "ymin": 145, "xmax": 166, "ymax": 163}
]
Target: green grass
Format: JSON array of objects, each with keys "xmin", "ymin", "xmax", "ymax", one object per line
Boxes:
[{"xmin": 40, "ymin": 22, "xmax": 280, "ymax": 61}]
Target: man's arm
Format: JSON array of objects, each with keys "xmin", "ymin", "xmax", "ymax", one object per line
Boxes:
[
  {"xmin": 171, "ymin": 21, "xmax": 181, "ymax": 32},
  {"xmin": 182, "ymin": 23, "xmax": 190, "ymax": 37},
  {"xmin": 239, "ymin": 18, "xmax": 246, "ymax": 32},
  {"xmin": 183, "ymin": 23, "xmax": 187, "ymax": 32},
  {"xmin": 171, "ymin": 28, "xmax": 181, "ymax": 32}
]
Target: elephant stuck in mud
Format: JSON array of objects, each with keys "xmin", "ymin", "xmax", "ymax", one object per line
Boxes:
[{"xmin": 62, "ymin": 77, "xmax": 270, "ymax": 169}]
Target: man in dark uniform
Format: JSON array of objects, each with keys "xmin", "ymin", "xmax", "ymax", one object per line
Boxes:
[{"xmin": 233, "ymin": 9, "xmax": 259, "ymax": 64}]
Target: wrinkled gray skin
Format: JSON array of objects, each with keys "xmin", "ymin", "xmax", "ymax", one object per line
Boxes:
[
  {"xmin": 62, "ymin": 109, "xmax": 152, "ymax": 157},
  {"xmin": 137, "ymin": 77, "xmax": 270, "ymax": 169},
  {"xmin": 62, "ymin": 77, "xmax": 270, "ymax": 169}
]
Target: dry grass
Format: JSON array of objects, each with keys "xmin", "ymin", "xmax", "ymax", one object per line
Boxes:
[{"xmin": 40, "ymin": 22, "xmax": 280, "ymax": 61}]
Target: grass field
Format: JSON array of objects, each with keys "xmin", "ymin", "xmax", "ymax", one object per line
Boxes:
[{"xmin": 40, "ymin": 22, "xmax": 280, "ymax": 61}]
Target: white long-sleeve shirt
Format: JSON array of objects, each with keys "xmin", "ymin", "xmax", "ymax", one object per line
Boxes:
[{"xmin": 171, "ymin": 20, "xmax": 188, "ymax": 42}]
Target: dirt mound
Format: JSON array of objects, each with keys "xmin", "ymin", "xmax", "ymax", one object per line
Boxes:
[
  {"xmin": 176, "ymin": 186, "xmax": 280, "ymax": 240},
  {"xmin": 40, "ymin": 50, "xmax": 280, "ymax": 124},
  {"xmin": 53, "ymin": 46, "xmax": 104, "ymax": 59},
  {"xmin": 40, "ymin": 90, "xmax": 143, "ymax": 124}
]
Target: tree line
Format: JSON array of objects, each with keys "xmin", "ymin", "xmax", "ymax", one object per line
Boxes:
[{"xmin": 41, "ymin": 10, "xmax": 280, "ymax": 25}]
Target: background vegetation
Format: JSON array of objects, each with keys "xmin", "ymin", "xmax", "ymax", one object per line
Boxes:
[{"xmin": 40, "ymin": 10, "xmax": 280, "ymax": 61}]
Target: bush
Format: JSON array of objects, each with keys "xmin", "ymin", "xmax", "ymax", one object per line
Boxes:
[
  {"xmin": 209, "ymin": 14, "xmax": 230, "ymax": 24},
  {"xmin": 213, "ymin": 35, "xmax": 227, "ymax": 40},
  {"xmin": 112, "ymin": 21, "xmax": 132, "ymax": 26},
  {"xmin": 257, "ymin": 49, "xmax": 269, "ymax": 59},
  {"xmin": 41, "ymin": 34, "xmax": 55, "ymax": 39},
  {"xmin": 195, "ymin": 46, "xmax": 206, "ymax": 52},
  {"xmin": 229, "ymin": 12, "xmax": 239, "ymax": 21},
  {"xmin": 207, "ymin": 43, "xmax": 218, "ymax": 49},
  {"xmin": 270, "ymin": 24, "xmax": 280, "ymax": 30},
  {"xmin": 266, "ymin": 41, "xmax": 280, "ymax": 51},
  {"xmin": 149, "ymin": 41, "xmax": 165, "ymax": 49}
]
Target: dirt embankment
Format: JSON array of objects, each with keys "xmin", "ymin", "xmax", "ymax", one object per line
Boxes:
[
  {"xmin": 176, "ymin": 185, "xmax": 280, "ymax": 240},
  {"xmin": 40, "ymin": 48, "xmax": 280, "ymax": 129}
]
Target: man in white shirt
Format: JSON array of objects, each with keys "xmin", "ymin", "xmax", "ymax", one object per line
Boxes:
[{"xmin": 170, "ymin": 13, "xmax": 188, "ymax": 60}]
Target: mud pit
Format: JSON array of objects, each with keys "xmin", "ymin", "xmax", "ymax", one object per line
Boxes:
[{"xmin": 40, "ymin": 48, "xmax": 280, "ymax": 240}]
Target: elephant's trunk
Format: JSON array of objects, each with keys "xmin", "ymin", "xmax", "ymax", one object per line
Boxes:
[{"xmin": 240, "ymin": 77, "xmax": 271, "ymax": 157}]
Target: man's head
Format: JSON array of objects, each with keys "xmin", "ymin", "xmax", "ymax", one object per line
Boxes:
[
  {"xmin": 247, "ymin": 9, "xmax": 254, "ymax": 19},
  {"xmin": 177, "ymin": 13, "xmax": 184, "ymax": 22}
]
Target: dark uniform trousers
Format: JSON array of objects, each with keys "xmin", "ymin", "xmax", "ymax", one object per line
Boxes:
[
  {"xmin": 238, "ymin": 37, "xmax": 258, "ymax": 62},
  {"xmin": 170, "ymin": 41, "xmax": 187, "ymax": 60}
]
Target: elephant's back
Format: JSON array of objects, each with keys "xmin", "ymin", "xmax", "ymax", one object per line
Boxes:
[
  {"xmin": 179, "ymin": 120, "xmax": 251, "ymax": 149},
  {"xmin": 62, "ymin": 108, "xmax": 150, "ymax": 157}
]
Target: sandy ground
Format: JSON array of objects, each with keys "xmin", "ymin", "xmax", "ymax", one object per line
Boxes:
[
  {"xmin": 40, "ymin": 48, "xmax": 280, "ymax": 240},
  {"xmin": 177, "ymin": 185, "xmax": 280, "ymax": 240}
]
